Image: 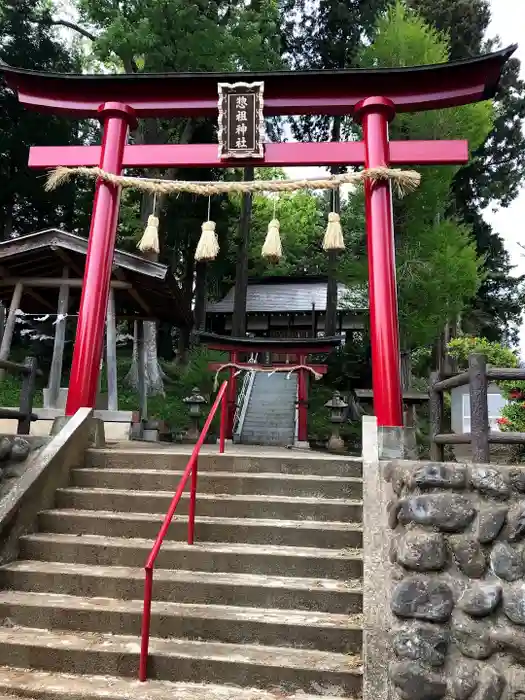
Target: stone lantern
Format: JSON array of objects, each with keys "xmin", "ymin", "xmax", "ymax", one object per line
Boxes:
[
  {"xmin": 183, "ymin": 387, "xmax": 207, "ymax": 441},
  {"xmin": 324, "ymin": 390, "xmax": 348, "ymax": 453}
]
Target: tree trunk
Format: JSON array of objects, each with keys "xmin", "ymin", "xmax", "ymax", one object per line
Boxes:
[
  {"xmin": 232, "ymin": 167, "xmax": 254, "ymax": 338},
  {"xmin": 400, "ymin": 351, "xmax": 412, "ymax": 391},
  {"xmin": 176, "ymin": 237, "xmax": 196, "ymax": 366},
  {"xmin": 194, "ymin": 261, "xmax": 208, "ymax": 331},
  {"xmin": 124, "ymin": 320, "xmax": 167, "ymax": 396},
  {"xmin": 144, "ymin": 320, "xmax": 165, "ymax": 395},
  {"xmin": 325, "ymin": 118, "xmax": 341, "ymax": 337},
  {"xmin": 177, "ymin": 325, "xmax": 191, "ymax": 366}
]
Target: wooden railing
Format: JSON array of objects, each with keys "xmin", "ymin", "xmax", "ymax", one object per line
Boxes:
[
  {"xmin": 139, "ymin": 380, "xmax": 229, "ymax": 682},
  {"xmin": 0, "ymin": 357, "xmax": 42, "ymax": 434},
  {"xmin": 430, "ymin": 352, "xmax": 525, "ymax": 463}
]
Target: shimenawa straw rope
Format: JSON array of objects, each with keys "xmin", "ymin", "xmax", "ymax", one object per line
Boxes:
[{"xmin": 45, "ymin": 165, "xmax": 421, "ymax": 198}]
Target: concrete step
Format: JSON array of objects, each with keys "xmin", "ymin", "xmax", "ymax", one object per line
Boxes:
[
  {"xmin": 86, "ymin": 449, "xmax": 362, "ymax": 477},
  {"xmin": 71, "ymin": 469, "xmax": 363, "ymax": 499},
  {"xmin": 20, "ymin": 534, "xmax": 363, "ymax": 579},
  {"xmin": 0, "ymin": 591, "xmax": 362, "ymax": 653},
  {"xmin": 240, "ymin": 434, "xmax": 294, "ymax": 446},
  {"xmin": 241, "ymin": 425, "xmax": 294, "ymax": 435},
  {"xmin": 0, "ymin": 667, "xmax": 358, "ymax": 700},
  {"xmin": 243, "ymin": 413, "xmax": 294, "ymax": 421},
  {"xmin": 243, "ymin": 413, "xmax": 294, "ymax": 420},
  {"xmin": 55, "ymin": 487, "xmax": 363, "ymax": 522},
  {"xmin": 38, "ymin": 509, "xmax": 363, "ymax": 550},
  {"xmin": 0, "ymin": 626, "xmax": 362, "ymax": 694},
  {"xmin": 0, "ymin": 561, "xmax": 363, "ymax": 614},
  {"xmin": 241, "ymin": 430, "xmax": 294, "ymax": 442}
]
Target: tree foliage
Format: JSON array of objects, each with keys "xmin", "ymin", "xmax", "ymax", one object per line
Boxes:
[
  {"xmin": 281, "ymin": 0, "xmax": 387, "ymax": 141},
  {"xmin": 406, "ymin": 0, "xmax": 525, "ymax": 343},
  {"xmin": 353, "ymin": 2, "xmax": 490, "ymax": 349},
  {"xmin": 0, "ymin": 0, "xmax": 86, "ymax": 239}
]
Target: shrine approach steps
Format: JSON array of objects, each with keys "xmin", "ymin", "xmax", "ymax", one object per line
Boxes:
[
  {"xmin": 237, "ymin": 372, "xmax": 298, "ymax": 447},
  {"xmin": 0, "ymin": 444, "xmax": 363, "ymax": 700}
]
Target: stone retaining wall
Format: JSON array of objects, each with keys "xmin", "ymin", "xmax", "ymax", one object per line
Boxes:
[{"xmin": 386, "ymin": 461, "xmax": 525, "ymax": 700}]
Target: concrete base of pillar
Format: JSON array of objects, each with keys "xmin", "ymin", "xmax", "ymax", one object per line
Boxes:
[
  {"xmin": 378, "ymin": 425, "xmax": 417, "ymax": 460},
  {"xmin": 293, "ymin": 440, "xmax": 310, "ymax": 450},
  {"xmin": 51, "ymin": 415, "xmax": 105, "ymax": 448}
]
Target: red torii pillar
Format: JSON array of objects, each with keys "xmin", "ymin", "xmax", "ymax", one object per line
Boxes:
[
  {"xmin": 355, "ymin": 97, "xmax": 402, "ymax": 427},
  {"xmin": 0, "ymin": 46, "xmax": 514, "ymax": 427},
  {"xmin": 67, "ymin": 103, "xmax": 137, "ymax": 412}
]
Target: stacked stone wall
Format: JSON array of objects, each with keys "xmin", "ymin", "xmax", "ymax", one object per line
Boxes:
[{"xmin": 387, "ymin": 461, "xmax": 525, "ymax": 700}]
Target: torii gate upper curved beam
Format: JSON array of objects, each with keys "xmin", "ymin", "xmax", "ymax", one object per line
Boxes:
[{"xmin": 0, "ymin": 45, "xmax": 516, "ymax": 118}]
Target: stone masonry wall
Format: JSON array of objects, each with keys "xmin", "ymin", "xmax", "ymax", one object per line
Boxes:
[{"xmin": 386, "ymin": 461, "xmax": 525, "ymax": 700}]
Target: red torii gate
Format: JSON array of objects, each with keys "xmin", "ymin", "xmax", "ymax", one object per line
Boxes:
[{"xmin": 0, "ymin": 46, "xmax": 515, "ymax": 429}]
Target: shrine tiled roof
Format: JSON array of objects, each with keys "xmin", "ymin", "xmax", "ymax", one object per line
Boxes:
[{"xmin": 208, "ymin": 277, "xmax": 368, "ymax": 314}]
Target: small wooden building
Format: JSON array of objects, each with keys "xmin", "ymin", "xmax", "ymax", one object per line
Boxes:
[
  {"xmin": 207, "ymin": 275, "xmax": 367, "ymax": 339},
  {"xmin": 0, "ymin": 228, "xmax": 191, "ymax": 419}
]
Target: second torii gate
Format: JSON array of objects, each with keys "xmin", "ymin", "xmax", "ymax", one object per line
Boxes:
[{"xmin": 0, "ymin": 45, "xmax": 516, "ymax": 431}]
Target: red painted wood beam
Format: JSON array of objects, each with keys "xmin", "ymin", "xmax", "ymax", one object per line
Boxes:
[
  {"xmin": 1, "ymin": 46, "xmax": 515, "ymax": 118},
  {"xmin": 29, "ymin": 140, "xmax": 469, "ymax": 169}
]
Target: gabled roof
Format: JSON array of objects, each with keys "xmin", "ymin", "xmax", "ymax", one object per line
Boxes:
[
  {"xmin": 0, "ymin": 228, "xmax": 191, "ymax": 325},
  {"xmin": 208, "ymin": 277, "xmax": 368, "ymax": 314}
]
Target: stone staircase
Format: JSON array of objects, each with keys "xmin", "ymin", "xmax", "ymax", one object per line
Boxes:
[
  {"xmin": 239, "ymin": 373, "xmax": 298, "ymax": 446},
  {"xmin": 0, "ymin": 445, "xmax": 363, "ymax": 700}
]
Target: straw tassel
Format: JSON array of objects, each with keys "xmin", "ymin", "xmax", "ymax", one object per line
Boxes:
[
  {"xmin": 137, "ymin": 214, "xmax": 160, "ymax": 254},
  {"xmin": 195, "ymin": 220, "xmax": 219, "ymax": 261},
  {"xmin": 262, "ymin": 219, "xmax": 282, "ymax": 263},
  {"xmin": 323, "ymin": 212, "xmax": 345, "ymax": 252}
]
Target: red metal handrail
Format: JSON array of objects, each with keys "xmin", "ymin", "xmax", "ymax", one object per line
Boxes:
[{"xmin": 139, "ymin": 380, "xmax": 228, "ymax": 681}]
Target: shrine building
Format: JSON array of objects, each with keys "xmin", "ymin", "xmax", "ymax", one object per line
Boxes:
[{"xmin": 206, "ymin": 275, "xmax": 367, "ymax": 340}]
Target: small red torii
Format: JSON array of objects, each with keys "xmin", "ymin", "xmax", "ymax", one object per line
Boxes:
[{"xmin": 0, "ymin": 46, "xmax": 515, "ymax": 430}]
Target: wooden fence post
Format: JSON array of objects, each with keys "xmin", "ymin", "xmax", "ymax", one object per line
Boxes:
[
  {"xmin": 18, "ymin": 356, "xmax": 38, "ymax": 435},
  {"xmin": 469, "ymin": 352, "xmax": 490, "ymax": 463},
  {"xmin": 429, "ymin": 371, "xmax": 444, "ymax": 462}
]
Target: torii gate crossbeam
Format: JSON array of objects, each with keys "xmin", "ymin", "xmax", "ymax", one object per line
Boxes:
[{"xmin": 0, "ymin": 45, "xmax": 515, "ymax": 431}]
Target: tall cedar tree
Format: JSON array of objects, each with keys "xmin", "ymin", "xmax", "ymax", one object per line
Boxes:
[
  {"xmin": 406, "ymin": 0, "xmax": 525, "ymax": 343},
  {"xmin": 283, "ymin": 0, "xmax": 524, "ymax": 344}
]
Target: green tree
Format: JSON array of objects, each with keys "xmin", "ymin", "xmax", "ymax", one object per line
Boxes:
[
  {"xmin": 406, "ymin": 0, "xmax": 525, "ymax": 343},
  {"xmin": 0, "ymin": 0, "xmax": 83, "ymax": 238},
  {"xmin": 59, "ymin": 0, "xmax": 284, "ymax": 380},
  {"xmin": 358, "ymin": 1, "xmax": 491, "ymax": 355},
  {"xmin": 214, "ymin": 175, "xmax": 366, "ymax": 290}
]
